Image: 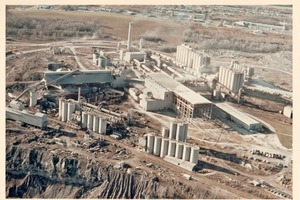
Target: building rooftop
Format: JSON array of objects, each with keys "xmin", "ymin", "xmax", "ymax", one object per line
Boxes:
[
  {"xmin": 215, "ymin": 103, "xmax": 260, "ymax": 125},
  {"xmin": 148, "ymin": 73, "xmax": 212, "ymax": 105},
  {"xmin": 44, "ymin": 70, "xmax": 113, "ymax": 85}
]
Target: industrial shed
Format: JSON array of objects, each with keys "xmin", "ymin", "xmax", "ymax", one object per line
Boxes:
[
  {"xmin": 213, "ymin": 103, "xmax": 262, "ymax": 131},
  {"xmin": 6, "ymin": 107, "xmax": 48, "ymax": 129},
  {"xmin": 44, "ymin": 70, "xmax": 114, "ymax": 85}
]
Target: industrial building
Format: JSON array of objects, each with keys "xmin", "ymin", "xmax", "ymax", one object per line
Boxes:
[
  {"xmin": 235, "ymin": 21, "xmax": 286, "ymax": 32},
  {"xmin": 92, "ymin": 51, "xmax": 111, "ymax": 67},
  {"xmin": 44, "ymin": 70, "xmax": 113, "ymax": 85},
  {"xmin": 120, "ymin": 51, "xmax": 146, "ymax": 63},
  {"xmin": 176, "ymin": 44, "xmax": 212, "ymax": 75},
  {"xmin": 6, "ymin": 107, "xmax": 48, "ymax": 129},
  {"xmin": 9, "ymin": 100, "xmax": 25, "ymax": 111},
  {"xmin": 218, "ymin": 66, "xmax": 244, "ymax": 94},
  {"xmin": 141, "ymin": 121, "xmax": 199, "ymax": 171},
  {"xmin": 140, "ymin": 73, "xmax": 212, "ymax": 119},
  {"xmin": 213, "ymin": 103, "xmax": 262, "ymax": 132}
]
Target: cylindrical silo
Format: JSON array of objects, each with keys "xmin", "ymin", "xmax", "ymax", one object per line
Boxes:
[
  {"xmin": 161, "ymin": 127, "xmax": 169, "ymax": 138},
  {"xmin": 153, "ymin": 137, "xmax": 162, "ymax": 156},
  {"xmin": 58, "ymin": 98, "xmax": 63, "ymax": 118},
  {"xmin": 99, "ymin": 118, "xmax": 107, "ymax": 134},
  {"xmin": 87, "ymin": 113, "xmax": 93, "ymax": 130},
  {"xmin": 147, "ymin": 134, "xmax": 155, "ymax": 154},
  {"xmin": 190, "ymin": 146, "xmax": 200, "ymax": 164},
  {"xmin": 93, "ymin": 116, "xmax": 99, "ymax": 132},
  {"xmin": 225, "ymin": 68, "xmax": 230, "ymax": 88},
  {"xmin": 168, "ymin": 140, "xmax": 176, "ymax": 157},
  {"xmin": 169, "ymin": 121, "xmax": 177, "ymax": 140},
  {"xmin": 175, "ymin": 142, "xmax": 184, "ymax": 159},
  {"xmin": 81, "ymin": 111, "xmax": 87, "ymax": 128},
  {"xmin": 61, "ymin": 101, "xmax": 68, "ymax": 122},
  {"xmin": 29, "ymin": 91, "xmax": 37, "ymax": 107},
  {"xmin": 182, "ymin": 144, "xmax": 191, "ymax": 161},
  {"xmin": 176, "ymin": 123, "xmax": 185, "ymax": 142},
  {"xmin": 160, "ymin": 138, "xmax": 169, "ymax": 158},
  {"xmin": 183, "ymin": 123, "xmax": 188, "ymax": 142},
  {"xmin": 67, "ymin": 102, "xmax": 76, "ymax": 121}
]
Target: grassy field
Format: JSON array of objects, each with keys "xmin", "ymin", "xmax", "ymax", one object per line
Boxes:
[
  {"xmin": 7, "ymin": 8, "xmax": 292, "ymax": 53},
  {"xmin": 7, "ymin": 9, "xmax": 185, "ymax": 45}
]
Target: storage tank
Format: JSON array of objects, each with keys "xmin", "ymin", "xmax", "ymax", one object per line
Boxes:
[
  {"xmin": 161, "ymin": 127, "xmax": 169, "ymax": 138},
  {"xmin": 160, "ymin": 138, "xmax": 169, "ymax": 158},
  {"xmin": 67, "ymin": 102, "xmax": 76, "ymax": 121},
  {"xmin": 61, "ymin": 101, "xmax": 68, "ymax": 122},
  {"xmin": 99, "ymin": 118, "xmax": 107, "ymax": 134},
  {"xmin": 168, "ymin": 140, "xmax": 176, "ymax": 157},
  {"xmin": 87, "ymin": 113, "xmax": 93, "ymax": 130},
  {"xmin": 176, "ymin": 123, "xmax": 185, "ymax": 142},
  {"xmin": 153, "ymin": 137, "xmax": 162, "ymax": 156},
  {"xmin": 182, "ymin": 145, "xmax": 191, "ymax": 161},
  {"xmin": 58, "ymin": 98, "xmax": 63, "ymax": 118},
  {"xmin": 169, "ymin": 121, "xmax": 177, "ymax": 140},
  {"xmin": 81, "ymin": 111, "xmax": 87, "ymax": 128},
  {"xmin": 190, "ymin": 146, "xmax": 200, "ymax": 164},
  {"xmin": 175, "ymin": 142, "xmax": 184, "ymax": 159},
  {"xmin": 29, "ymin": 91, "xmax": 37, "ymax": 107},
  {"xmin": 183, "ymin": 122, "xmax": 188, "ymax": 142},
  {"xmin": 93, "ymin": 116, "xmax": 99, "ymax": 132},
  {"xmin": 147, "ymin": 134, "xmax": 155, "ymax": 154}
]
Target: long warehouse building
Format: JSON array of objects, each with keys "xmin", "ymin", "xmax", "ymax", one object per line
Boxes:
[
  {"xmin": 213, "ymin": 103, "xmax": 262, "ymax": 131},
  {"xmin": 44, "ymin": 70, "xmax": 114, "ymax": 85},
  {"xmin": 140, "ymin": 73, "xmax": 212, "ymax": 119},
  {"xmin": 6, "ymin": 107, "xmax": 48, "ymax": 129}
]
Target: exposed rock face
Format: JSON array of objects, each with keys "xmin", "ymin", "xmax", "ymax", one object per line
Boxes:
[
  {"xmin": 6, "ymin": 144, "xmax": 220, "ymax": 199},
  {"xmin": 6, "ymin": 145, "xmax": 204, "ymax": 198},
  {"xmin": 6, "ymin": 144, "xmax": 159, "ymax": 198}
]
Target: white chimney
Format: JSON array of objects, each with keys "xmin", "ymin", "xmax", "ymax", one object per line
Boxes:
[{"xmin": 127, "ymin": 22, "xmax": 133, "ymax": 50}]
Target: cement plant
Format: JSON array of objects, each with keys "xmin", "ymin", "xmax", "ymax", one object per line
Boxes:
[{"xmin": 5, "ymin": 5, "xmax": 293, "ymax": 199}]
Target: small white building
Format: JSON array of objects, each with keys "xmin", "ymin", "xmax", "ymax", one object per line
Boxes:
[
  {"xmin": 283, "ymin": 106, "xmax": 293, "ymax": 118},
  {"xmin": 123, "ymin": 51, "xmax": 146, "ymax": 63}
]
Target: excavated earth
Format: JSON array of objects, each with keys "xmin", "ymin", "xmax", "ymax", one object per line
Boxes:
[{"xmin": 6, "ymin": 144, "xmax": 221, "ymax": 199}]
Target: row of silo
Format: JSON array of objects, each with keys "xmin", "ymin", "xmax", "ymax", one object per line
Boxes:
[
  {"xmin": 166, "ymin": 121, "xmax": 188, "ymax": 142},
  {"xmin": 175, "ymin": 44, "xmax": 210, "ymax": 73},
  {"xmin": 218, "ymin": 67, "xmax": 244, "ymax": 94},
  {"xmin": 81, "ymin": 111, "xmax": 107, "ymax": 134},
  {"xmin": 59, "ymin": 99, "xmax": 76, "ymax": 122},
  {"xmin": 145, "ymin": 133, "xmax": 199, "ymax": 164}
]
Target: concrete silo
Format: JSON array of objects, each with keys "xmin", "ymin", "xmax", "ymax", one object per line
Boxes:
[{"xmin": 153, "ymin": 136, "xmax": 162, "ymax": 156}]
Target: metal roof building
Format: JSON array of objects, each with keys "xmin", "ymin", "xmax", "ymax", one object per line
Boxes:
[
  {"xmin": 214, "ymin": 103, "xmax": 262, "ymax": 131},
  {"xmin": 44, "ymin": 70, "xmax": 114, "ymax": 85}
]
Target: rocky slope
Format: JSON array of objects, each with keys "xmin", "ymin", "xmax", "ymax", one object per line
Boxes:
[{"xmin": 6, "ymin": 144, "xmax": 223, "ymax": 199}]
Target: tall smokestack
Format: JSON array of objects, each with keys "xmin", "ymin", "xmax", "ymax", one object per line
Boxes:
[{"xmin": 127, "ymin": 22, "xmax": 133, "ymax": 50}]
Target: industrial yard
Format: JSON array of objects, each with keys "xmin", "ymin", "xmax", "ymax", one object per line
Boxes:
[{"xmin": 5, "ymin": 5, "xmax": 294, "ymax": 199}]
